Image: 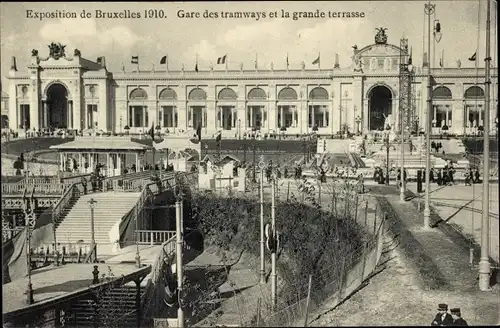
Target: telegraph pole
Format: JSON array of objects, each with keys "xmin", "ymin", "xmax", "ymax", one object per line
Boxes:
[
  {"xmin": 479, "ymin": 0, "xmax": 492, "ymax": 291},
  {"xmin": 271, "ymin": 176, "xmax": 277, "ymax": 307},
  {"xmin": 259, "ymin": 160, "xmax": 265, "ymax": 284},
  {"xmin": 175, "ymin": 200, "xmax": 185, "ymax": 327},
  {"xmin": 423, "ymin": 2, "xmax": 436, "ymax": 229}
]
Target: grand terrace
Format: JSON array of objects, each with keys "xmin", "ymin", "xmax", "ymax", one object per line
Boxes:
[{"xmin": 5, "ymin": 29, "xmax": 498, "ymax": 138}]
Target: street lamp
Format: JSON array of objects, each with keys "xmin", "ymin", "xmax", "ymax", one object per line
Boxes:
[
  {"xmin": 87, "ymin": 198, "xmax": 97, "ymax": 263},
  {"xmin": 423, "ymin": 2, "xmax": 441, "ymax": 229},
  {"xmin": 24, "ymin": 207, "xmax": 35, "ymax": 305},
  {"xmin": 252, "ymin": 134, "xmax": 257, "ymax": 183},
  {"xmin": 258, "ymin": 158, "xmax": 266, "ymax": 284},
  {"xmin": 380, "ymin": 126, "xmax": 396, "ymax": 185}
]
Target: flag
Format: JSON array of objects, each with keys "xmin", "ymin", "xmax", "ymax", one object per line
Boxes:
[
  {"xmin": 195, "ymin": 63, "xmax": 198, "ymax": 72},
  {"xmin": 148, "ymin": 123, "xmax": 155, "ymax": 140},
  {"xmin": 121, "ymin": 62, "xmax": 125, "ymax": 71},
  {"xmin": 439, "ymin": 58, "xmax": 443, "ymax": 67},
  {"xmin": 131, "ymin": 56, "xmax": 139, "ymax": 64},
  {"xmin": 312, "ymin": 55, "xmax": 320, "ymax": 65},
  {"xmin": 408, "ymin": 47, "xmax": 413, "ymax": 65},
  {"xmin": 160, "ymin": 55, "xmax": 167, "ymax": 65},
  {"xmin": 217, "ymin": 55, "xmax": 227, "ymax": 64},
  {"xmin": 215, "ymin": 131, "xmax": 222, "ymax": 142},
  {"xmin": 468, "ymin": 52, "xmax": 477, "ymax": 61},
  {"xmin": 196, "ymin": 124, "xmax": 202, "ymax": 141},
  {"xmin": 286, "ymin": 53, "xmax": 289, "ymax": 69},
  {"xmin": 439, "ymin": 49, "xmax": 444, "ymax": 68}
]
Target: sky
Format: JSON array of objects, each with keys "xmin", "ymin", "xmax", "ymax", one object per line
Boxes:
[{"xmin": 1, "ymin": 1, "xmax": 498, "ymax": 91}]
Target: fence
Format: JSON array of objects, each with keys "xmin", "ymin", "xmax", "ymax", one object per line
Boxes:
[{"xmin": 245, "ymin": 191, "xmax": 386, "ymax": 327}]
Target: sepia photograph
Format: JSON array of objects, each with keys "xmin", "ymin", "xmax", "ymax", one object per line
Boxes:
[{"xmin": 1, "ymin": 1, "xmax": 498, "ymax": 327}]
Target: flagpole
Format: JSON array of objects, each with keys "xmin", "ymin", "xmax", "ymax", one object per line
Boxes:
[
  {"xmin": 255, "ymin": 53, "xmax": 258, "ymax": 71},
  {"xmin": 225, "ymin": 54, "xmax": 228, "ymax": 72},
  {"xmin": 166, "ymin": 55, "xmax": 169, "ymax": 72},
  {"xmin": 318, "ymin": 52, "xmax": 321, "ymax": 71},
  {"xmin": 441, "ymin": 49, "xmax": 444, "ymax": 71}
]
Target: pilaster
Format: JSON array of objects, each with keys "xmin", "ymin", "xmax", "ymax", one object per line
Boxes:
[
  {"xmin": 352, "ymin": 77, "xmax": 363, "ymax": 132},
  {"xmin": 268, "ymin": 84, "xmax": 276, "ymax": 132},
  {"xmin": 29, "ymin": 69, "xmax": 40, "ymax": 130},
  {"xmin": 453, "ymin": 82, "xmax": 464, "ymax": 134}
]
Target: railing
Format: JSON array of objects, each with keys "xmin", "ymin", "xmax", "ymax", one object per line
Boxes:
[
  {"xmin": 140, "ymin": 234, "xmax": 177, "ymax": 326},
  {"xmin": 52, "ymin": 182, "xmax": 83, "ymax": 227},
  {"xmin": 136, "ymin": 230, "xmax": 176, "ymax": 245},
  {"xmin": 2, "ymin": 183, "xmax": 67, "ymax": 195},
  {"xmin": 2, "ymin": 227, "xmax": 24, "ymax": 242}
]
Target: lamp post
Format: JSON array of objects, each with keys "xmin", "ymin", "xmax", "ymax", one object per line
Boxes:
[
  {"xmin": 381, "ymin": 126, "xmax": 395, "ymax": 185},
  {"xmin": 478, "ymin": 0, "xmax": 492, "ymax": 292},
  {"xmin": 270, "ymin": 169, "xmax": 278, "ymax": 308},
  {"xmin": 252, "ymin": 134, "xmax": 257, "ymax": 183},
  {"xmin": 24, "ymin": 207, "xmax": 35, "ymax": 305},
  {"xmin": 175, "ymin": 199, "xmax": 185, "ymax": 327},
  {"xmin": 258, "ymin": 158, "xmax": 266, "ymax": 284},
  {"xmin": 423, "ymin": 1, "xmax": 441, "ymax": 229},
  {"xmin": 238, "ymin": 119, "xmax": 241, "ymax": 140},
  {"xmin": 87, "ymin": 198, "xmax": 97, "ymax": 263}
]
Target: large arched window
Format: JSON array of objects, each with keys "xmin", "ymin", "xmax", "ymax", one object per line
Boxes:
[
  {"xmin": 464, "ymin": 86, "xmax": 485, "ymax": 129},
  {"xmin": 278, "ymin": 87, "xmax": 298, "ymax": 100},
  {"xmin": 188, "ymin": 88, "xmax": 207, "ymax": 101},
  {"xmin": 432, "ymin": 86, "xmax": 452, "ymax": 99},
  {"xmin": 432, "ymin": 86, "xmax": 452, "ymax": 129},
  {"xmin": 218, "ymin": 87, "xmax": 237, "ymax": 100},
  {"xmin": 309, "ymin": 87, "xmax": 329, "ymax": 128},
  {"xmin": 129, "ymin": 88, "xmax": 148, "ymax": 100},
  {"xmin": 159, "ymin": 88, "xmax": 177, "ymax": 100},
  {"xmin": 247, "ymin": 87, "xmax": 267, "ymax": 100},
  {"xmin": 309, "ymin": 87, "xmax": 328, "ymax": 100},
  {"xmin": 464, "ymin": 86, "xmax": 484, "ymax": 99},
  {"xmin": 247, "ymin": 88, "xmax": 267, "ymax": 129}
]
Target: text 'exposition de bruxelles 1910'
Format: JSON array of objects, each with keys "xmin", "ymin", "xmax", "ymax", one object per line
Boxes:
[{"xmin": 25, "ymin": 9, "xmax": 366, "ymax": 21}]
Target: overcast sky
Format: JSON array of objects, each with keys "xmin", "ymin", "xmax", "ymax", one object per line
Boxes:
[{"xmin": 1, "ymin": 1, "xmax": 498, "ymax": 90}]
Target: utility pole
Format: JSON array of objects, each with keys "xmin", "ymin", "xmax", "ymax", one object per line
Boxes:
[
  {"xmin": 270, "ymin": 176, "xmax": 277, "ymax": 308},
  {"xmin": 88, "ymin": 198, "xmax": 97, "ymax": 263},
  {"xmin": 259, "ymin": 159, "xmax": 265, "ymax": 284},
  {"xmin": 423, "ymin": 1, "xmax": 436, "ymax": 229},
  {"xmin": 175, "ymin": 200, "xmax": 185, "ymax": 327},
  {"xmin": 479, "ymin": 0, "xmax": 492, "ymax": 292}
]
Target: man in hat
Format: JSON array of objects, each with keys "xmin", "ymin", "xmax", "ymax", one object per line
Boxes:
[
  {"xmin": 431, "ymin": 303, "xmax": 454, "ymax": 326},
  {"xmin": 450, "ymin": 308, "xmax": 468, "ymax": 326}
]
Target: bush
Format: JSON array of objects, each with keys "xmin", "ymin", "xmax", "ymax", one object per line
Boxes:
[{"xmin": 192, "ymin": 179, "xmax": 364, "ymax": 302}]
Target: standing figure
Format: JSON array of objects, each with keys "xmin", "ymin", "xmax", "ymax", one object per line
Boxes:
[
  {"xmin": 474, "ymin": 168, "xmax": 480, "ymax": 184},
  {"xmin": 431, "ymin": 303, "xmax": 454, "ymax": 326},
  {"xmin": 450, "ymin": 308, "xmax": 468, "ymax": 326},
  {"xmin": 437, "ymin": 170, "xmax": 443, "ymax": 186}
]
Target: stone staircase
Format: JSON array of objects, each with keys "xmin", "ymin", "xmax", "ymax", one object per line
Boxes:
[
  {"xmin": 55, "ymin": 192, "xmax": 141, "ymax": 253},
  {"xmin": 67, "ymin": 285, "xmax": 143, "ymax": 327}
]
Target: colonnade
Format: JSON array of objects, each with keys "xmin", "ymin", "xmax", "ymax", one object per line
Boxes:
[{"xmin": 58, "ymin": 151, "xmax": 144, "ymax": 177}]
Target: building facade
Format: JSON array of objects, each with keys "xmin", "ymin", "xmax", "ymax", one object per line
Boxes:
[{"xmin": 6, "ymin": 32, "xmax": 499, "ymax": 137}]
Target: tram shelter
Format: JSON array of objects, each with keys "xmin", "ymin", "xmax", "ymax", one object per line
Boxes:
[{"xmin": 49, "ymin": 136, "xmax": 152, "ymax": 177}]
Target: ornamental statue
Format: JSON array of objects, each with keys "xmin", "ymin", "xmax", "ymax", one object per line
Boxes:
[
  {"xmin": 374, "ymin": 27, "xmax": 388, "ymax": 44},
  {"xmin": 74, "ymin": 49, "xmax": 81, "ymax": 57},
  {"xmin": 31, "ymin": 49, "xmax": 38, "ymax": 57},
  {"xmin": 48, "ymin": 42, "xmax": 66, "ymax": 60}
]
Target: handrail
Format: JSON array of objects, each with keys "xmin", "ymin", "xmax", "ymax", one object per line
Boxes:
[
  {"xmin": 52, "ymin": 182, "xmax": 83, "ymax": 227},
  {"xmin": 136, "ymin": 230, "xmax": 176, "ymax": 245}
]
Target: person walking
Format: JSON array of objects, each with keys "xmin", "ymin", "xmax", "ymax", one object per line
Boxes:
[
  {"xmin": 450, "ymin": 308, "xmax": 468, "ymax": 326},
  {"xmin": 431, "ymin": 303, "xmax": 453, "ymax": 326}
]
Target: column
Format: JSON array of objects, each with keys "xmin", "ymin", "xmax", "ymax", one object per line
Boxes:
[
  {"xmin": 68, "ymin": 101, "xmax": 73, "ymax": 129},
  {"xmin": 43, "ymin": 102, "xmax": 49, "ymax": 129},
  {"xmin": 78, "ymin": 153, "xmax": 82, "ymax": 174},
  {"xmin": 311, "ymin": 104, "xmax": 315, "ymax": 127},
  {"xmin": 117, "ymin": 154, "xmax": 122, "ymax": 175},
  {"xmin": 135, "ymin": 153, "xmax": 139, "ymax": 170},
  {"xmin": 280, "ymin": 106, "xmax": 284, "ymax": 127},
  {"xmin": 250, "ymin": 106, "xmax": 253, "ymax": 127},
  {"xmin": 29, "ymin": 76, "xmax": 40, "ymax": 130},
  {"xmin": 106, "ymin": 153, "xmax": 110, "ymax": 177},
  {"xmin": 323, "ymin": 107, "xmax": 326, "ymax": 128},
  {"xmin": 142, "ymin": 106, "xmax": 146, "ymax": 128},
  {"xmin": 59, "ymin": 153, "xmax": 64, "ymax": 171}
]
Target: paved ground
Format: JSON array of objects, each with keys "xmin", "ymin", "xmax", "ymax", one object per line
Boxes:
[
  {"xmin": 311, "ymin": 191, "xmax": 500, "ymax": 326},
  {"xmin": 2, "ymin": 263, "xmax": 145, "ymax": 314},
  {"xmin": 407, "ymin": 182, "xmax": 499, "ymax": 263}
]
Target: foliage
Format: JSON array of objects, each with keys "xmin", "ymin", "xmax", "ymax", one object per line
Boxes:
[{"xmin": 190, "ymin": 167, "xmax": 365, "ymax": 307}]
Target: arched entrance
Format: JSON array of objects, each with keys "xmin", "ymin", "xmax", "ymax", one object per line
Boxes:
[
  {"xmin": 368, "ymin": 85, "xmax": 393, "ymax": 131},
  {"xmin": 46, "ymin": 84, "xmax": 68, "ymax": 129}
]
